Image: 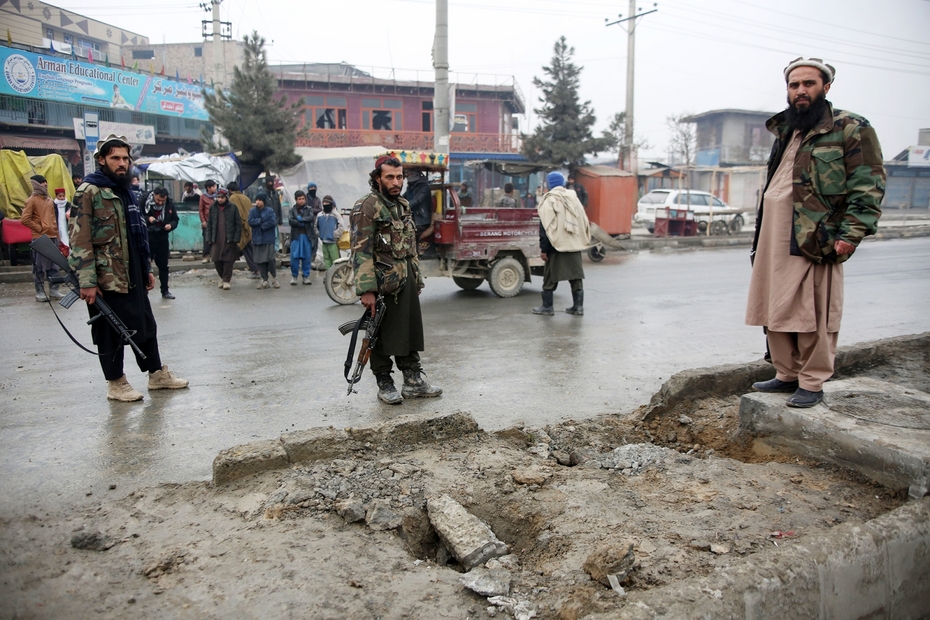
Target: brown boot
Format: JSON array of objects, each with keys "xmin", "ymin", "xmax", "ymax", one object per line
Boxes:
[
  {"xmin": 107, "ymin": 375, "xmax": 144, "ymax": 402},
  {"xmin": 148, "ymin": 365, "xmax": 189, "ymax": 390}
]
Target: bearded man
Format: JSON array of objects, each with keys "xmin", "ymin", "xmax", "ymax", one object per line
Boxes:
[
  {"xmin": 746, "ymin": 58, "xmax": 885, "ymax": 408},
  {"xmin": 350, "ymin": 156, "xmax": 442, "ymax": 404},
  {"xmin": 69, "ymin": 134, "xmax": 188, "ymax": 402}
]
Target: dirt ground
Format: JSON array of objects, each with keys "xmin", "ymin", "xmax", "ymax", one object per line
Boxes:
[{"xmin": 1, "ymin": 345, "xmax": 926, "ymax": 620}]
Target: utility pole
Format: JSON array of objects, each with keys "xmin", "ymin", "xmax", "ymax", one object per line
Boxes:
[
  {"xmin": 433, "ymin": 0, "xmax": 450, "ymax": 156},
  {"xmin": 200, "ymin": 0, "xmax": 231, "ymax": 87},
  {"xmin": 606, "ymin": 2, "xmax": 657, "ymax": 172}
]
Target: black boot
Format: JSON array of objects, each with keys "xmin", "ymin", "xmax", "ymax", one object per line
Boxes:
[
  {"xmin": 533, "ymin": 291, "xmax": 554, "ymax": 315},
  {"xmin": 375, "ymin": 373, "xmax": 403, "ymax": 405},
  {"xmin": 401, "ymin": 366, "xmax": 443, "ymax": 399},
  {"xmin": 565, "ymin": 290, "xmax": 584, "ymax": 315},
  {"xmin": 34, "ymin": 282, "xmax": 48, "ymax": 302}
]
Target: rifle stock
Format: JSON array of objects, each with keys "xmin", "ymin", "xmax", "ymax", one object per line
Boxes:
[{"xmin": 30, "ymin": 235, "xmax": 147, "ymax": 360}]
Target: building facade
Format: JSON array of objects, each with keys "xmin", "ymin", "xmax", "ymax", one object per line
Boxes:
[
  {"xmin": 122, "ymin": 40, "xmax": 244, "ymax": 88},
  {"xmin": 684, "ymin": 109, "xmax": 775, "ymax": 167}
]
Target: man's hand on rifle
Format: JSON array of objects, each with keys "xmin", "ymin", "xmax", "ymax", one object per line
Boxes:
[
  {"xmin": 361, "ymin": 291, "xmax": 377, "ymax": 316},
  {"xmin": 80, "ymin": 286, "xmax": 101, "ymax": 305}
]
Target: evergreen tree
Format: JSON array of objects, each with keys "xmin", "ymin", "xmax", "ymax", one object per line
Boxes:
[
  {"xmin": 202, "ymin": 31, "xmax": 303, "ymax": 176},
  {"xmin": 522, "ymin": 36, "xmax": 609, "ymax": 169}
]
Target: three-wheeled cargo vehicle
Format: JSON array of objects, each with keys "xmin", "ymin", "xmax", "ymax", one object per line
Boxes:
[{"xmin": 324, "ymin": 151, "xmax": 545, "ymax": 305}]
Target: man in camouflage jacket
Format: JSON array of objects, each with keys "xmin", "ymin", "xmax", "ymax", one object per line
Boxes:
[
  {"xmin": 746, "ymin": 58, "xmax": 884, "ymax": 408},
  {"xmin": 69, "ymin": 134, "xmax": 188, "ymax": 402},
  {"xmin": 350, "ymin": 156, "xmax": 441, "ymax": 404}
]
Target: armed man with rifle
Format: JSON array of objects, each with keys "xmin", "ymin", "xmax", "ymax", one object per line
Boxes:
[
  {"xmin": 69, "ymin": 134, "xmax": 188, "ymax": 402},
  {"xmin": 349, "ymin": 156, "xmax": 442, "ymax": 404}
]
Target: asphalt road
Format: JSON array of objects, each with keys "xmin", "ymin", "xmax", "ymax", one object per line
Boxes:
[{"xmin": 1, "ymin": 237, "xmax": 928, "ymax": 513}]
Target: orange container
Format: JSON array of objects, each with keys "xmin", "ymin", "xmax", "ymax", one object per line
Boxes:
[{"xmin": 575, "ymin": 165, "xmax": 637, "ymax": 235}]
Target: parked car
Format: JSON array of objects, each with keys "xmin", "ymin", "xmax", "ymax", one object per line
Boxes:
[{"xmin": 635, "ymin": 189, "xmax": 752, "ymax": 235}]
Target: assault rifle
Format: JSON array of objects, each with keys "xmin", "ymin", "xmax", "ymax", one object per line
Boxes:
[
  {"xmin": 30, "ymin": 234, "xmax": 146, "ymax": 360},
  {"xmin": 339, "ymin": 295, "xmax": 386, "ymax": 395}
]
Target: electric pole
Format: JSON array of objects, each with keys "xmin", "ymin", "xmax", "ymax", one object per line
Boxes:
[
  {"xmin": 200, "ymin": 0, "xmax": 231, "ymax": 87},
  {"xmin": 433, "ymin": 0, "xmax": 450, "ymax": 156},
  {"xmin": 606, "ymin": 2, "xmax": 657, "ymax": 172}
]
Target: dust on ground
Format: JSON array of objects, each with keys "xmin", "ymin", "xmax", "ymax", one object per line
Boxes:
[{"xmin": 1, "ymin": 346, "xmax": 926, "ymax": 620}]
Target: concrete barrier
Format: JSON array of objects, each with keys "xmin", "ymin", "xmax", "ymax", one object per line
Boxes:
[{"xmin": 212, "ymin": 411, "xmax": 481, "ymax": 485}]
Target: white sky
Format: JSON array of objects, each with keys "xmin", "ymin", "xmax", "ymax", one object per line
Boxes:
[{"xmin": 52, "ymin": 0, "xmax": 930, "ymax": 160}]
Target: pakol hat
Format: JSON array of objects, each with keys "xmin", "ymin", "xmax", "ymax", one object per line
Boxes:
[
  {"xmin": 93, "ymin": 134, "xmax": 132, "ymax": 158},
  {"xmin": 784, "ymin": 57, "xmax": 835, "ymax": 84}
]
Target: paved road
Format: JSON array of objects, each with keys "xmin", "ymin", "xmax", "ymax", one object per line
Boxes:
[{"xmin": 2, "ymin": 237, "xmax": 928, "ymax": 513}]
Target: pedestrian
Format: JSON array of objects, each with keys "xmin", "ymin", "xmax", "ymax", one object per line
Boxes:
[
  {"xmin": 266, "ymin": 177, "xmax": 282, "ymax": 224},
  {"xmin": 351, "ymin": 155, "xmax": 442, "ymax": 404},
  {"xmin": 143, "ymin": 187, "xmax": 180, "ymax": 299},
  {"xmin": 496, "ymin": 182, "xmax": 519, "ymax": 208},
  {"xmin": 199, "ymin": 180, "xmax": 217, "ymax": 263},
  {"xmin": 316, "ymin": 194, "xmax": 345, "ymax": 270},
  {"xmin": 227, "ymin": 181, "xmax": 259, "ymax": 278},
  {"xmin": 71, "ymin": 172, "xmax": 83, "ymax": 189},
  {"xmin": 305, "ymin": 181, "xmax": 323, "ymax": 215},
  {"xmin": 524, "ymin": 190, "xmax": 537, "ymax": 210},
  {"xmin": 68, "ymin": 134, "xmax": 188, "ymax": 401},
  {"xmin": 248, "ymin": 191, "xmax": 279, "ymax": 289},
  {"xmin": 206, "ymin": 188, "xmax": 242, "ymax": 291},
  {"xmin": 288, "ymin": 190, "xmax": 316, "ymax": 285},
  {"xmin": 20, "ymin": 174, "xmax": 63, "ymax": 302},
  {"xmin": 533, "ymin": 171, "xmax": 590, "ymax": 316},
  {"xmin": 52, "ymin": 187, "xmax": 73, "ymax": 255},
  {"xmin": 180, "ymin": 181, "xmax": 200, "ymax": 207},
  {"xmin": 746, "ymin": 57, "xmax": 884, "ymax": 408},
  {"xmin": 567, "ymin": 175, "xmax": 588, "ymax": 208},
  {"xmin": 404, "ymin": 169, "xmax": 432, "ymax": 239},
  {"xmin": 458, "ymin": 182, "xmax": 473, "ymax": 207}
]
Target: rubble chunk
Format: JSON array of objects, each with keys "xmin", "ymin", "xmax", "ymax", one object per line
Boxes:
[
  {"xmin": 427, "ymin": 494, "xmax": 508, "ymax": 571},
  {"xmin": 583, "ymin": 540, "xmax": 635, "ymax": 588},
  {"xmin": 460, "ymin": 566, "xmax": 512, "ymax": 597}
]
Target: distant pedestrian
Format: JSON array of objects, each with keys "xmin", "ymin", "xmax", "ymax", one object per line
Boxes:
[
  {"xmin": 52, "ymin": 187, "xmax": 73, "ymax": 255},
  {"xmin": 533, "ymin": 171, "xmax": 590, "ymax": 316},
  {"xmin": 746, "ymin": 57, "xmax": 885, "ymax": 408},
  {"xmin": 199, "ymin": 180, "xmax": 217, "ymax": 263},
  {"xmin": 180, "ymin": 181, "xmax": 200, "ymax": 207},
  {"xmin": 316, "ymin": 195, "xmax": 345, "ymax": 270},
  {"xmin": 248, "ymin": 191, "xmax": 279, "ymax": 289},
  {"xmin": 496, "ymin": 183, "xmax": 518, "ymax": 208},
  {"xmin": 567, "ymin": 175, "xmax": 588, "ymax": 208},
  {"xmin": 143, "ymin": 187, "xmax": 180, "ymax": 299},
  {"xmin": 20, "ymin": 174, "xmax": 63, "ymax": 302},
  {"xmin": 305, "ymin": 182, "xmax": 323, "ymax": 215},
  {"xmin": 227, "ymin": 182, "xmax": 259, "ymax": 278},
  {"xmin": 266, "ymin": 178, "xmax": 282, "ymax": 224},
  {"xmin": 288, "ymin": 190, "xmax": 316, "ymax": 285},
  {"xmin": 524, "ymin": 191, "xmax": 536, "ymax": 210},
  {"xmin": 206, "ymin": 188, "xmax": 242, "ymax": 291},
  {"xmin": 71, "ymin": 173, "xmax": 83, "ymax": 189},
  {"xmin": 458, "ymin": 182, "xmax": 473, "ymax": 207}
]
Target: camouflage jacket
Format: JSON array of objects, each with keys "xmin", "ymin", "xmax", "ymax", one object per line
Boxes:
[
  {"xmin": 350, "ymin": 191, "xmax": 422, "ymax": 296},
  {"xmin": 753, "ymin": 102, "xmax": 885, "ymax": 264},
  {"xmin": 68, "ymin": 182, "xmax": 142, "ymax": 292}
]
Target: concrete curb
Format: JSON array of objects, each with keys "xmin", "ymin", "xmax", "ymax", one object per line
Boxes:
[
  {"xmin": 640, "ymin": 332, "xmax": 930, "ymax": 421},
  {"xmin": 212, "ymin": 411, "xmax": 480, "ymax": 485},
  {"xmin": 610, "ymin": 498, "xmax": 930, "ymax": 620}
]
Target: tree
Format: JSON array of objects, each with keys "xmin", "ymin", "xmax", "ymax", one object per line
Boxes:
[
  {"xmin": 522, "ymin": 36, "xmax": 610, "ymax": 170},
  {"xmin": 667, "ymin": 114, "xmax": 696, "ymax": 192},
  {"xmin": 601, "ymin": 111, "xmax": 650, "ymax": 166},
  {"xmin": 202, "ymin": 31, "xmax": 304, "ymax": 176}
]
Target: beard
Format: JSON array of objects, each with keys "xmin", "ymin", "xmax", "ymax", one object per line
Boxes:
[
  {"xmin": 785, "ymin": 93, "xmax": 828, "ymax": 134},
  {"xmin": 101, "ymin": 164, "xmax": 132, "ymax": 188}
]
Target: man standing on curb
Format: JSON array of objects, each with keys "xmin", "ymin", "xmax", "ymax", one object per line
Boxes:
[
  {"xmin": 143, "ymin": 187, "xmax": 180, "ymax": 299},
  {"xmin": 227, "ymin": 181, "xmax": 259, "ymax": 278},
  {"xmin": 69, "ymin": 134, "xmax": 189, "ymax": 402},
  {"xmin": 351, "ymin": 156, "xmax": 442, "ymax": 405},
  {"xmin": 199, "ymin": 180, "xmax": 217, "ymax": 263},
  {"xmin": 746, "ymin": 58, "xmax": 884, "ymax": 408}
]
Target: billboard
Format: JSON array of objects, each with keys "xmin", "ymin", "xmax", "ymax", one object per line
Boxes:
[
  {"xmin": 1, "ymin": 47, "xmax": 211, "ymax": 121},
  {"xmin": 909, "ymin": 146, "xmax": 930, "ymax": 168}
]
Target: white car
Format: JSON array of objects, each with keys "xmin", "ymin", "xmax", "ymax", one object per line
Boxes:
[{"xmin": 635, "ymin": 189, "xmax": 750, "ymax": 235}]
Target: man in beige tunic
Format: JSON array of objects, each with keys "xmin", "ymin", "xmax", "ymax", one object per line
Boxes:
[{"xmin": 746, "ymin": 58, "xmax": 885, "ymax": 408}]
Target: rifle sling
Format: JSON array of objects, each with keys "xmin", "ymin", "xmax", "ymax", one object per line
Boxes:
[{"xmin": 43, "ymin": 297, "xmax": 124, "ymax": 359}]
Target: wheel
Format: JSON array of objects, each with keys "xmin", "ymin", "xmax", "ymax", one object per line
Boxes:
[
  {"xmin": 588, "ymin": 245, "xmax": 606, "ymax": 262},
  {"xmin": 324, "ymin": 260, "xmax": 359, "ymax": 305},
  {"xmin": 697, "ymin": 221, "xmax": 708, "ymax": 234},
  {"xmin": 709, "ymin": 220, "xmax": 728, "ymax": 236},
  {"xmin": 488, "ymin": 256, "xmax": 525, "ymax": 298},
  {"xmin": 453, "ymin": 276, "xmax": 482, "ymax": 290},
  {"xmin": 728, "ymin": 215, "xmax": 744, "ymax": 235}
]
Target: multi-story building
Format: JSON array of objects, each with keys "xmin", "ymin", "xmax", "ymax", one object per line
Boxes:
[
  {"xmin": 122, "ymin": 41, "xmax": 244, "ymax": 88},
  {"xmin": 684, "ymin": 109, "xmax": 775, "ymax": 167},
  {"xmin": 275, "ymin": 63, "xmax": 526, "ymax": 182}
]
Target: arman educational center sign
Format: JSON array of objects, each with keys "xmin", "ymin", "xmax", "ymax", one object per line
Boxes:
[{"xmin": 2, "ymin": 47, "xmax": 211, "ymax": 122}]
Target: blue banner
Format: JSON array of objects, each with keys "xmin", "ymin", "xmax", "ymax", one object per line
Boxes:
[{"xmin": 1, "ymin": 47, "xmax": 211, "ymax": 121}]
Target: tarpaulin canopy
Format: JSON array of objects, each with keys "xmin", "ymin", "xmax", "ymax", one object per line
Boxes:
[
  {"xmin": 278, "ymin": 146, "xmax": 385, "ymax": 213},
  {"xmin": 136, "ymin": 152, "xmax": 240, "ymax": 187},
  {"xmin": 0, "ymin": 150, "xmax": 74, "ymax": 218}
]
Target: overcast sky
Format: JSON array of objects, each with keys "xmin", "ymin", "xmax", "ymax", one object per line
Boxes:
[{"xmin": 54, "ymin": 0, "xmax": 930, "ymax": 160}]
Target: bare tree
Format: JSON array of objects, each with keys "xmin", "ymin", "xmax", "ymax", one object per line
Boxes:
[
  {"xmin": 601, "ymin": 112, "xmax": 650, "ymax": 166},
  {"xmin": 667, "ymin": 113, "xmax": 696, "ymax": 194}
]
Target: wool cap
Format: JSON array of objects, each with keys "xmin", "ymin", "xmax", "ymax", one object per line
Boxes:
[
  {"xmin": 322, "ymin": 195, "xmax": 334, "ymax": 205},
  {"xmin": 30, "ymin": 174, "xmax": 47, "ymax": 184},
  {"xmin": 784, "ymin": 57, "xmax": 835, "ymax": 84},
  {"xmin": 306, "ymin": 181, "xmax": 317, "ymax": 189},
  {"xmin": 215, "ymin": 188, "xmax": 229, "ymax": 197},
  {"xmin": 254, "ymin": 191, "xmax": 268, "ymax": 203},
  {"xmin": 547, "ymin": 171, "xmax": 565, "ymax": 188}
]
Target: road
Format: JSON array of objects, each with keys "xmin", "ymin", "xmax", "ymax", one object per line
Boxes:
[{"xmin": 1, "ymin": 237, "xmax": 928, "ymax": 513}]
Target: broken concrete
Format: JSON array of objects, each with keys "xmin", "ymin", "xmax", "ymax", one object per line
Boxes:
[
  {"xmin": 739, "ymin": 377, "xmax": 930, "ymax": 496},
  {"xmin": 583, "ymin": 541, "xmax": 636, "ymax": 588},
  {"xmin": 426, "ymin": 494, "xmax": 508, "ymax": 571}
]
